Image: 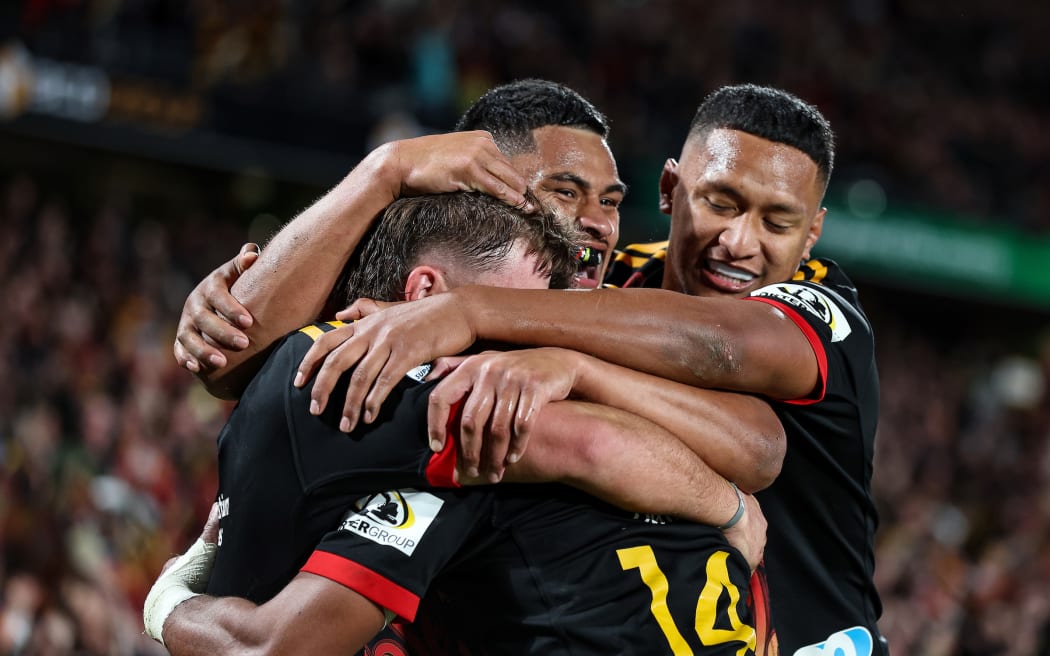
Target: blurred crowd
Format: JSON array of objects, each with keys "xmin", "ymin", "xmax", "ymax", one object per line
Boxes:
[
  {"xmin": 871, "ymin": 306, "xmax": 1050, "ymax": 654},
  {"xmin": 7, "ymin": 0, "xmax": 1050, "ymax": 230},
  {"xmin": 3, "ymin": 0, "xmax": 1050, "ymax": 654},
  {"xmin": 1, "ymin": 167, "xmax": 1049, "ymax": 653},
  {"xmin": 0, "ymin": 172, "xmax": 239, "ymax": 655}
]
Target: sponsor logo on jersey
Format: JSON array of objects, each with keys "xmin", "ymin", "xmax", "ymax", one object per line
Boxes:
[
  {"xmin": 793, "ymin": 626, "xmax": 873, "ymax": 656},
  {"xmin": 216, "ymin": 494, "xmax": 230, "ymax": 546},
  {"xmin": 751, "ymin": 283, "xmax": 852, "ymax": 342},
  {"xmin": 632, "ymin": 512, "xmax": 674, "ymax": 525},
  {"xmin": 338, "ymin": 489, "xmax": 443, "ymax": 556},
  {"xmin": 404, "ymin": 364, "xmax": 432, "ymax": 383}
]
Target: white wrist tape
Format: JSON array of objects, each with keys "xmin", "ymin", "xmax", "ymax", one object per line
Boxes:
[{"xmin": 143, "ymin": 538, "xmax": 218, "ymax": 645}]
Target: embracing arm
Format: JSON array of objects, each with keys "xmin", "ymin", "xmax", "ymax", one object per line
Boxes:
[
  {"xmin": 461, "ymin": 286, "xmax": 817, "ymax": 399},
  {"xmin": 162, "ymin": 574, "xmax": 384, "ymax": 656},
  {"xmin": 143, "ymin": 505, "xmax": 385, "ymax": 654},
  {"xmin": 301, "ymin": 285, "xmax": 818, "ymax": 428},
  {"xmin": 502, "ymin": 400, "xmax": 767, "ymax": 569},
  {"xmin": 178, "ymin": 133, "xmax": 528, "ymax": 399},
  {"xmin": 427, "ymin": 348, "xmax": 783, "ymax": 493},
  {"xmin": 567, "ymin": 351, "xmax": 784, "ymax": 493}
]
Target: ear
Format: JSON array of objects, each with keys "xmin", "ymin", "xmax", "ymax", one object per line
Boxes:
[
  {"xmin": 403, "ymin": 265, "xmax": 450, "ymax": 301},
  {"xmin": 801, "ymin": 207, "xmax": 827, "ymax": 261},
  {"xmin": 658, "ymin": 158, "xmax": 679, "ymax": 215}
]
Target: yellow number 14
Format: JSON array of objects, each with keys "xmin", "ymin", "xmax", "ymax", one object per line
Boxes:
[{"xmin": 617, "ymin": 546, "xmax": 757, "ymax": 656}]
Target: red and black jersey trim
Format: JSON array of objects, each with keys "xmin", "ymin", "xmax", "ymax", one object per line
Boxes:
[
  {"xmin": 744, "ymin": 296, "xmax": 829, "ymax": 405},
  {"xmin": 301, "ymin": 551, "xmax": 422, "ymax": 621}
]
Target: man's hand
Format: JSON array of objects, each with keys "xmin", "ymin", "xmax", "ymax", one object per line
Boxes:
[
  {"xmin": 143, "ymin": 504, "xmax": 221, "ymax": 644},
  {"xmin": 389, "ymin": 131, "xmax": 530, "ymax": 208},
  {"xmin": 295, "ymin": 293, "xmax": 477, "ymax": 433},
  {"xmin": 174, "ymin": 243, "xmax": 259, "ymax": 373},
  {"xmin": 722, "ymin": 493, "xmax": 766, "ymax": 572},
  {"xmin": 426, "ymin": 348, "xmax": 580, "ymax": 482}
]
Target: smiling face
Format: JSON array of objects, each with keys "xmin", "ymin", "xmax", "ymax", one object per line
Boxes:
[
  {"xmin": 508, "ymin": 126, "xmax": 625, "ymax": 288},
  {"xmin": 661, "ymin": 128, "xmax": 827, "ymax": 298}
]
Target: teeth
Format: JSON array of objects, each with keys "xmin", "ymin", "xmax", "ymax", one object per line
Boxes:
[{"xmin": 709, "ymin": 261, "xmax": 755, "ymax": 282}]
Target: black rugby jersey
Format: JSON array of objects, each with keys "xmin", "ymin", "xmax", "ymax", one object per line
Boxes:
[
  {"xmin": 207, "ymin": 321, "xmax": 456, "ymax": 604},
  {"xmin": 209, "ymin": 321, "xmax": 758, "ymax": 655},
  {"xmin": 306, "ymin": 485, "xmax": 757, "ymax": 655},
  {"xmin": 607, "ymin": 245, "xmax": 885, "ymax": 656}
]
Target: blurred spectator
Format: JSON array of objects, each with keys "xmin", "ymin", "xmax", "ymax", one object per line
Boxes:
[
  {"xmin": 5, "ymin": 0, "xmax": 1048, "ymax": 230},
  {"xmin": 2, "ymin": 1, "xmax": 1049, "ymax": 653}
]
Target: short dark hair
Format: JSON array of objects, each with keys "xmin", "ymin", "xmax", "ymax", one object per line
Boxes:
[
  {"xmin": 455, "ymin": 79, "xmax": 610, "ymax": 156},
  {"xmin": 343, "ymin": 192, "xmax": 582, "ymax": 303},
  {"xmin": 688, "ymin": 84, "xmax": 835, "ymax": 189}
]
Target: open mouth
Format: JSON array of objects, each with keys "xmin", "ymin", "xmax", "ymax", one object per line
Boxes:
[
  {"xmin": 701, "ymin": 259, "xmax": 757, "ymax": 293},
  {"xmin": 573, "ymin": 246, "xmax": 604, "ymax": 289}
]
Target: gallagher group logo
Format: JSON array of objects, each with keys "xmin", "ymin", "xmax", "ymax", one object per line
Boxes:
[
  {"xmin": 359, "ymin": 491, "xmax": 415, "ymax": 528},
  {"xmin": 339, "ymin": 489, "xmax": 444, "ymax": 556},
  {"xmin": 752, "ymin": 283, "xmax": 852, "ymax": 343}
]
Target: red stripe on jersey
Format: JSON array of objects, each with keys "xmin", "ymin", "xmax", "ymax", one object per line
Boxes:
[
  {"xmin": 748, "ymin": 564, "xmax": 780, "ymax": 656},
  {"xmin": 744, "ymin": 297, "xmax": 828, "ymax": 405},
  {"xmin": 301, "ymin": 551, "xmax": 421, "ymax": 621},
  {"xmin": 425, "ymin": 400, "xmax": 463, "ymax": 488}
]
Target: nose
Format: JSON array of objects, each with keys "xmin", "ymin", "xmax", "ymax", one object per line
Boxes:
[
  {"xmin": 576, "ymin": 200, "xmax": 616, "ymax": 242},
  {"xmin": 718, "ymin": 214, "xmax": 761, "ymax": 258}
]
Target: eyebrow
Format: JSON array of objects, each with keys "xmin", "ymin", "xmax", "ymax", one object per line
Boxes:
[
  {"xmin": 707, "ymin": 182, "xmax": 804, "ymax": 217},
  {"xmin": 548, "ymin": 172, "xmax": 628, "ymax": 196}
]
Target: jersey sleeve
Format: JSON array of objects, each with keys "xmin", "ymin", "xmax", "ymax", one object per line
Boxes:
[
  {"xmin": 744, "ymin": 278, "xmax": 869, "ymax": 405},
  {"xmin": 301, "ymin": 487, "xmax": 490, "ymax": 622}
]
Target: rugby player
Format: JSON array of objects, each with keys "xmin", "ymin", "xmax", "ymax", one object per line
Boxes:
[
  {"xmin": 145, "ymin": 191, "xmax": 762, "ymax": 655},
  {"xmin": 291, "ymin": 84, "xmax": 888, "ymax": 655}
]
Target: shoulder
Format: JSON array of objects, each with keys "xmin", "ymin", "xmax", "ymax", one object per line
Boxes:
[
  {"xmin": 603, "ymin": 240, "xmax": 668, "ymax": 289},
  {"xmin": 747, "ymin": 258, "xmax": 870, "ymax": 345}
]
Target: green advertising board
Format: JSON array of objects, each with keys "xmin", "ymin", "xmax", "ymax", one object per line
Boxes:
[{"xmin": 815, "ymin": 205, "xmax": 1050, "ymax": 310}]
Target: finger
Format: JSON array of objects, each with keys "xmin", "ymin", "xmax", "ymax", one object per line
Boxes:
[
  {"xmin": 458, "ymin": 388, "xmax": 495, "ymax": 480},
  {"xmin": 234, "ymin": 243, "xmax": 260, "ymax": 274},
  {"xmin": 508, "ymin": 387, "xmax": 542, "ymax": 464},
  {"xmin": 425, "ymin": 355, "xmax": 468, "ymax": 381},
  {"xmin": 295, "ymin": 325, "xmax": 355, "ymax": 388},
  {"xmin": 201, "ymin": 503, "xmax": 221, "ymax": 544},
  {"xmin": 173, "ymin": 338, "xmax": 200, "ymax": 373},
  {"xmin": 180, "ymin": 323, "xmax": 228, "ymax": 369},
  {"xmin": 427, "ymin": 374, "xmax": 471, "ymax": 453},
  {"xmin": 336, "ymin": 298, "xmax": 390, "ymax": 321},
  {"xmin": 361, "ymin": 354, "xmax": 412, "ymax": 425},
  {"xmin": 467, "ymin": 170, "xmax": 527, "ymax": 210},
  {"xmin": 338, "ymin": 345, "xmax": 391, "ymax": 432},
  {"xmin": 195, "ymin": 308, "xmax": 250, "ymax": 352},
  {"xmin": 202, "ymin": 259, "xmax": 254, "ymax": 330},
  {"xmin": 238, "ymin": 241, "xmax": 261, "ymax": 257},
  {"xmin": 482, "ymin": 385, "xmax": 517, "ymax": 480},
  {"xmin": 482, "ymin": 158, "xmax": 529, "ymax": 207}
]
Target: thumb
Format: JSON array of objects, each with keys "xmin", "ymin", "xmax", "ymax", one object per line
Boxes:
[{"xmin": 201, "ymin": 503, "xmax": 222, "ymax": 545}]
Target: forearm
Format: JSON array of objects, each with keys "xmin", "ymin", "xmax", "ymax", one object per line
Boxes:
[
  {"xmin": 205, "ymin": 147, "xmax": 401, "ymax": 392},
  {"xmin": 568, "ymin": 352, "xmax": 785, "ymax": 492},
  {"xmin": 460, "ymin": 285, "xmax": 816, "ymax": 399},
  {"xmin": 162, "ymin": 574, "xmax": 384, "ymax": 656},
  {"xmin": 505, "ymin": 401, "xmax": 742, "ymax": 526},
  {"xmin": 163, "ymin": 595, "xmax": 271, "ymax": 656}
]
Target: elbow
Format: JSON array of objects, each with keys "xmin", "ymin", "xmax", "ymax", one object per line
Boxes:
[
  {"xmin": 195, "ymin": 370, "xmax": 239, "ymax": 401},
  {"xmin": 736, "ymin": 426, "xmax": 786, "ymax": 494}
]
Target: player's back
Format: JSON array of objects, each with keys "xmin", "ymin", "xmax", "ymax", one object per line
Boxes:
[
  {"xmin": 410, "ymin": 485, "xmax": 757, "ymax": 655},
  {"xmin": 208, "ymin": 324, "xmax": 441, "ymax": 603}
]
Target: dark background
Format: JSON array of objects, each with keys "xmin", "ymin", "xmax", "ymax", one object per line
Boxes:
[{"xmin": 1, "ymin": 1, "xmax": 1048, "ymax": 653}]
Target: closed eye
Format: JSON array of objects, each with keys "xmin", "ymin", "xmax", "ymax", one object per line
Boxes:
[{"xmin": 704, "ymin": 197, "xmax": 734, "ymax": 213}]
